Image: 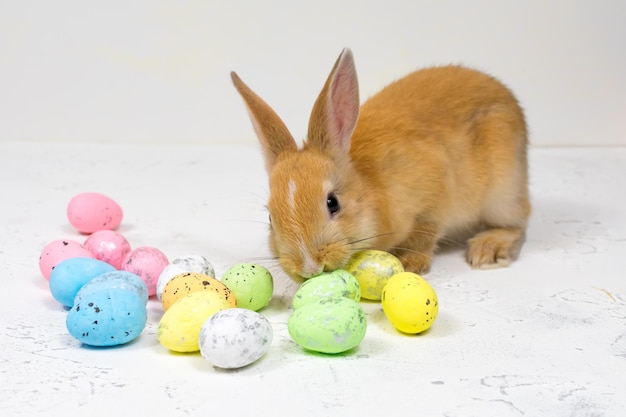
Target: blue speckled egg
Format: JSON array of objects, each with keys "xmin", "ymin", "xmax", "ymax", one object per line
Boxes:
[
  {"xmin": 49, "ymin": 257, "xmax": 116, "ymax": 307},
  {"xmin": 66, "ymin": 287, "xmax": 147, "ymax": 346},
  {"xmin": 199, "ymin": 308, "xmax": 273, "ymax": 369},
  {"xmin": 74, "ymin": 270, "xmax": 148, "ymax": 306}
]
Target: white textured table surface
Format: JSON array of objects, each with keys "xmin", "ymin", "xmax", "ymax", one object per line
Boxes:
[{"xmin": 1, "ymin": 142, "xmax": 625, "ymax": 417}]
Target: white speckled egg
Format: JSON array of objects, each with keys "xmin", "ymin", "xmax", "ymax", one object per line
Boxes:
[
  {"xmin": 171, "ymin": 255, "xmax": 215, "ymax": 276},
  {"xmin": 155, "ymin": 255, "xmax": 215, "ymax": 301},
  {"xmin": 199, "ymin": 308, "xmax": 273, "ymax": 369}
]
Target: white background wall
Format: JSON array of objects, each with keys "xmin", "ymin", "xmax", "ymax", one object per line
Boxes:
[{"xmin": 1, "ymin": 0, "xmax": 624, "ymax": 147}]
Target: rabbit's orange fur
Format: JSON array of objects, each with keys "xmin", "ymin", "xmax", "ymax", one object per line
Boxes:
[{"xmin": 232, "ymin": 49, "xmax": 530, "ymax": 279}]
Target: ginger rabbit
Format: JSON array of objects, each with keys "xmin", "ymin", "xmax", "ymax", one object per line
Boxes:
[{"xmin": 231, "ymin": 48, "xmax": 530, "ymax": 279}]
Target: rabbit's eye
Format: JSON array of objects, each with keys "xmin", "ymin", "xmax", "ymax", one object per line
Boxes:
[{"xmin": 326, "ymin": 193, "xmax": 340, "ymax": 216}]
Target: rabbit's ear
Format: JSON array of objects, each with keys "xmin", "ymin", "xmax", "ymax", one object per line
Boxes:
[
  {"xmin": 231, "ymin": 72, "xmax": 297, "ymax": 172},
  {"xmin": 306, "ymin": 48, "xmax": 360, "ymax": 158}
]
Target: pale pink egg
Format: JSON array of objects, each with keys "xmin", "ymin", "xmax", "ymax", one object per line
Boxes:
[
  {"xmin": 67, "ymin": 192, "xmax": 123, "ymax": 234},
  {"xmin": 84, "ymin": 230, "xmax": 132, "ymax": 270},
  {"xmin": 39, "ymin": 239, "xmax": 95, "ymax": 280},
  {"xmin": 121, "ymin": 246, "xmax": 169, "ymax": 296}
]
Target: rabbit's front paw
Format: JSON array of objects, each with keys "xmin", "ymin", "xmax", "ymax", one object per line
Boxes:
[
  {"xmin": 466, "ymin": 228, "xmax": 525, "ymax": 269},
  {"xmin": 396, "ymin": 252, "xmax": 432, "ymax": 275}
]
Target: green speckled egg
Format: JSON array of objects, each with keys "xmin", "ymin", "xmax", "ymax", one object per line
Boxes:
[
  {"xmin": 221, "ymin": 263, "xmax": 273, "ymax": 311},
  {"xmin": 288, "ymin": 297, "xmax": 367, "ymax": 354},
  {"xmin": 344, "ymin": 250, "xmax": 404, "ymax": 300},
  {"xmin": 292, "ymin": 269, "xmax": 361, "ymax": 309}
]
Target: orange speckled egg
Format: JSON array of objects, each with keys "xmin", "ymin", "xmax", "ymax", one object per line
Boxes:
[{"xmin": 161, "ymin": 272, "xmax": 236, "ymax": 311}]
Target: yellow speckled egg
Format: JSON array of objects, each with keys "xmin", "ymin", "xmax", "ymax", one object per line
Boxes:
[
  {"xmin": 344, "ymin": 250, "xmax": 404, "ymax": 300},
  {"xmin": 157, "ymin": 291, "xmax": 232, "ymax": 353},
  {"xmin": 161, "ymin": 272, "xmax": 236, "ymax": 311},
  {"xmin": 381, "ymin": 272, "xmax": 439, "ymax": 334}
]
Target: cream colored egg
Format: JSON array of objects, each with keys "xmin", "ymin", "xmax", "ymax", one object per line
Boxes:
[
  {"xmin": 344, "ymin": 250, "xmax": 404, "ymax": 300},
  {"xmin": 161, "ymin": 272, "xmax": 236, "ymax": 311},
  {"xmin": 157, "ymin": 291, "xmax": 231, "ymax": 353}
]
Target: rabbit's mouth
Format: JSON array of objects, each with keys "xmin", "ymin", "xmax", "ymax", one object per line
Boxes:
[{"xmin": 283, "ymin": 241, "xmax": 354, "ymax": 280}]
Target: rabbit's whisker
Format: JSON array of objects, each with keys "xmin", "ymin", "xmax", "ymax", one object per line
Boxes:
[
  {"xmin": 345, "ymin": 232, "xmax": 395, "ymax": 246},
  {"xmin": 389, "ymin": 245, "xmax": 434, "ymax": 261}
]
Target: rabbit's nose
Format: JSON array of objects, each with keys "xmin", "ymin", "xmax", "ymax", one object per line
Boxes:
[
  {"xmin": 299, "ymin": 251, "xmax": 324, "ymax": 279},
  {"xmin": 300, "ymin": 262, "xmax": 324, "ymax": 279}
]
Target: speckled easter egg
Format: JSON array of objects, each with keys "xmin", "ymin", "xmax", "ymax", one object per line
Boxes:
[
  {"xmin": 66, "ymin": 287, "xmax": 147, "ymax": 347},
  {"xmin": 157, "ymin": 291, "xmax": 232, "ymax": 353},
  {"xmin": 199, "ymin": 308, "xmax": 273, "ymax": 369},
  {"xmin": 161, "ymin": 272, "xmax": 236, "ymax": 311},
  {"xmin": 83, "ymin": 230, "xmax": 131, "ymax": 269},
  {"xmin": 75, "ymin": 270, "xmax": 149, "ymax": 306},
  {"xmin": 39, "ymin": 239, "xmax": 95, "ymax": 280},
  {"xmin": 344, "ymin": 250, "xmax": 404, "ymax": 300},
  {"xmin": 121, "ymin": 246, "xmax": 169, "ymax": 297},
  {"xmin": 381, "ymin": 272, "xmax": 439, "ymax": 334},
  {"xmin": 66, "ymin": 192, "xmax": 123, "ymax": 234},
  {"xmin": 171, "ymin": 255, "xmax": 216, "ymax": 276},
  {"xmin": 155, "ymin": 255, "xmax": 216, "ymax": 301},
  {"xmin": 292, "ymin": 269, "xmax": 361, "ymax": 310},
  {"xmin": 49, "ymin": 257, "xmax": 116, "ymax": 307},
  {"xmin": 220, "ymin": 263, "xmax": 273, "ymax": 311},
  {"xmin": 288, "ymin": 297, "xmax": 367, "ymax": 354}
]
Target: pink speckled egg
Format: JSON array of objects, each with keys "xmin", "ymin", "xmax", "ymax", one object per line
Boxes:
[
  {"xmin": 67, "ymin": 192, "xmax": 123, "ymax": 234},
  {"xmin": 39, "ymin": 239, "xmax": 95, "ymax": 280},
  {"xmin": 84, "ymin": 230, "xmax": 132, "ymax": 269},
  {"xmin": 121, "ymin": 246, "xmax": 169, "ymax": 296}
]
